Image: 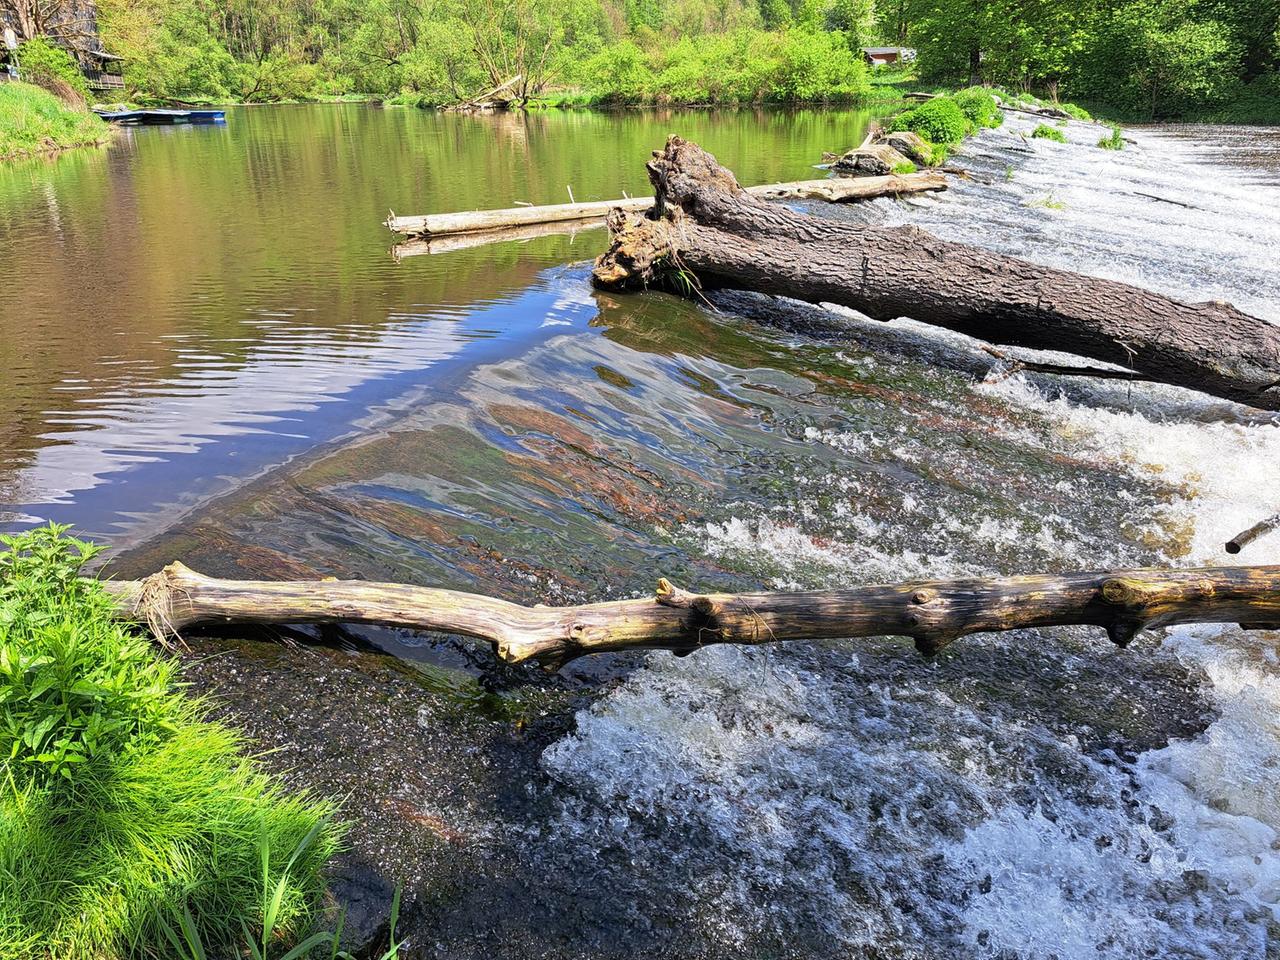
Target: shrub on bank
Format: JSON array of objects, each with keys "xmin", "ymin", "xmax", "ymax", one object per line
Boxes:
[
  {"xmin": 0, "ymin": 83, "xmax": 108, "ymax": 161},
  {"xmin": 14, "ymin": 38, "xmax": 91, "ymax": 104},
  {"xmin": 886, "ymin": 96, "xmax": 971, "ymax": 145},
  {"xmin": 0, "ymin": 525, "xmax": 339, "ymax": 959},
  {"xmin": 953, "ymin": 86, "xmax": 1003, "ymax": 128}
]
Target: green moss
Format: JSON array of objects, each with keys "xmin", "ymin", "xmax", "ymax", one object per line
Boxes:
[
  {"xmin": 0, "ymin": 525, "xmax": 340, "ymax": 958},
  {"xmin": 891, "ymin": 159, "xmax": 918, "ymax": 175},
  {"xmin": 0, "ymin": 83, "xmax": 108, "ymax": 161},
  {"xmin": 1030, "ymin": 123, "xmax": 1067, "ymax": 143}
]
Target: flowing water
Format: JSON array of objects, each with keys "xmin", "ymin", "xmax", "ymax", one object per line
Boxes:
[{"xmin": 1, "ymin": 105, "xmax": 1279, "ymax": 958}]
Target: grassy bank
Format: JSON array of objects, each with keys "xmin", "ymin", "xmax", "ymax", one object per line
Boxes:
[
  {"xmin": 0, "ymin": 525, "xmax": 341, "ymax": 958},
  {"xmin": 0, "ymin": 83, "xmax": 110, "ymax": 161}
]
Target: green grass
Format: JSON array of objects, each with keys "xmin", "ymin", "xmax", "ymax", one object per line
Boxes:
[
  {"xmin": 1030, "ymin": 123, "xmax": 1067, "ymax": 143},
  {"xmin": 0, "ymin": 82, "xmax": 108, "ymax": 162},
  {"xmin": 890, "ymin": 159, "xmax": 917, "ymax": 175},
  {"xmin": 0, "ymin": 524, "xmax": 340, "ymax": 959},
  {"xmin": 1098, "ymin": 125, "xmax": 1125, "ymax": 150}
]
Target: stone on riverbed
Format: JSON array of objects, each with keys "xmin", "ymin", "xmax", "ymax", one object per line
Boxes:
[
  {"xmin": 832, "ymin": 142, "xmax": 912, "ymax": 176},
  {"xmin": 875, "ymin": 130, "xmax": 936, "ymax": 167}
]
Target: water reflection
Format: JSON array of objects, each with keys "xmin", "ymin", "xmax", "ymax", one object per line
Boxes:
[{"xmin": 0, "ymin": 104, "xmax": 879, "ymax": 541}]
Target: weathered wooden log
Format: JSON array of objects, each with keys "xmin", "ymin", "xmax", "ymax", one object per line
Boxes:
[
  {"xmin": 385, "ymin": 172, "xmax": 947, "ymax": 238},
  {"xmin": 105, "ymin": 562, "xmax": 1280, "ymax": 671},
  {"xmin": 392, "ymin": 218, "xmax": 608, "ymax": 259},
  {"xmin": 592, "ymin": 136, "xmax": 1280, "ymax": 411},
  {"xmin": 1227, "ymin": 514, "xmax": 1280, "ymax": 555}
]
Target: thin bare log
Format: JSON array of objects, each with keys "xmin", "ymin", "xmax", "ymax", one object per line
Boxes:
[
  {"xmin": 385, "ymin": 172, "xmax": 947, "ymax": 239},
  {"xmin": 104, "ymin": 562, "xmax": 1280, "ymax": 672},
  {"xmin": 980, "ymin": 345, "xmax": 1151, "ymax": 383},
  {"xmin": 1227, "ymin": 515, "xmax": 1280, "ymax": 555},
  {"xmin": 392, "ymin": 218, "xmax": 607, "ymax": 259}
]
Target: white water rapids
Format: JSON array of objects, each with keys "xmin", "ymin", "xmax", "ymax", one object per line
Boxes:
[{"xmin": 539, "ymin": 114, "xmax": 1280, "ymax": 957}]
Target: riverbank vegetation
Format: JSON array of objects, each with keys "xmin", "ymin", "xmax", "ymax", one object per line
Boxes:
[
  {"xmin": 84, "ymin": 0, "xmax": 1278, "ymax": 119},
  {"xmin": 0, "ymin": 82, "xmax": 108, "ymax": 161},
  {"xmin": 0, "ymin": 525, "xmax": 339, "ymax": 958}
]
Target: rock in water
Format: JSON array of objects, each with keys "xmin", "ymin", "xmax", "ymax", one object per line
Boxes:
[
  {"xmin": 833, "ymin": 143, "xmax": 912, "ymax": 176},
  {"xmin": 876, "ymin": 131, "xmax": 936, "ymax": 167}
]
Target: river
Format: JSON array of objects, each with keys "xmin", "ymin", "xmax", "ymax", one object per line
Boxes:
[{"xmin": 1, "ymin": 104, "xmax": 1278, "ymax": 958}]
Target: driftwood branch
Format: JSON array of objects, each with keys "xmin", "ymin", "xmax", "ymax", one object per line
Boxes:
[
  {"xmin": 105, "ymin": 562, "xmax": 1280, "ymax": 671},
  {"xmin": 385, "ymin": 171, "xmax": 947, "ymax": 239},
  {"xmin": 591, "ymin": 136, "xmax": 1280, "ymax": 411},
  {"xmin": 1227, "ymin": 514, "xmax": 1280, "ymax": 555}
]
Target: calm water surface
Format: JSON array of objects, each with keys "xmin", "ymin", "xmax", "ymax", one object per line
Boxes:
[{"xmin": 0, "ymin": 104, "xmax": 876, "ymax": 541}]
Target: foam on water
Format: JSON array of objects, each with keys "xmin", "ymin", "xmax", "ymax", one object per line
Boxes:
[{"xmin": 542, "ymin": 118, "xmax": 1280, "ymax": 957}]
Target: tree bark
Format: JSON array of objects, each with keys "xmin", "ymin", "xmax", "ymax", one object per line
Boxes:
[
  {"xmin": 105, "ymin": 562, "xmax": 1280, "ymax": 672},
  {"xmin": 592, "ymin": 137, "xmax": 1280, "ymax": 411}
]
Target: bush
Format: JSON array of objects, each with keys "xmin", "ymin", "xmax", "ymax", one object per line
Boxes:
[
  {"xmin": 887, "ymin": 95, "xmax": 971, "ymax": 145},
  {"xmin": 1030, "ymin": 123, "xmax": 1067, "ymax": 142},
  {"xmin": 953, "ymin": 86, "xmax": 1003, "ymax": 128},
  {"xmin": 15, "ymin": 38, "xmax": 90, "ymax": 104},
  {"xmin": 0, "ymin": 82, "xmax": 107, "ymax": 161},
  {"xmin": 1098, "ymin": 125, "xmax": 1124, "ymax": 150},
  {"xmin": 1061, "ymin": 102, "xmax": 1092, "ymax": 121},
  {"xmin": 891, "ymin": 159, "xmax": 917, "ymax": 174},
  {"xmin": 0, "ymin": 525, "xmax": 340, "ymax": 958}
]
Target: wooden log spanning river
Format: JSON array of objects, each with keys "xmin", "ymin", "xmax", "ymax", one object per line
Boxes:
[
  {"xmin": 106, "ymin": 562, "xmax": 1280, "ymax": 672},
  {"xmin": 385, "ymin": 170, "xmax": 948, "ymax": 238}
]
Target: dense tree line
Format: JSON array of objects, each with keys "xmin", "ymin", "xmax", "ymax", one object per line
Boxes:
[
  {"xmin": 83, "ymin": 0, "xmax": 1280, "ymax": 116},
  {"xmin": 904, "ymin": 0, "xmax": 1280, "ymax": 118}
]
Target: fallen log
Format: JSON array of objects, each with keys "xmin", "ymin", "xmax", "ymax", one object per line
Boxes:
[
  {"xmin": 592, "ymin": 137, "xmax": 1280, "ymax": 411},
  {"xmin": 1226, "ymin": 514, "xmax": 1280, "ymax": 555},
  {"xmin": 392, "ymin": 218, "xmax": 608, "ymax": 259},
  {"xmin": 106, "ymin": 562, "xmax": 1280, "ymax": 671},
  {"xmin": 385, "ymin": 172, "xmax": 947, "ymax": 238}
]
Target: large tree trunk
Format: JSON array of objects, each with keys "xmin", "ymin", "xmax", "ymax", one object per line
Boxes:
[
  {"xmin": 592, "ymin": 137, "xmax": 1280, "ymax": 411},
  {"xmin": 107, "ymin": 562, "xmax": 1280, "ymax": 672}
]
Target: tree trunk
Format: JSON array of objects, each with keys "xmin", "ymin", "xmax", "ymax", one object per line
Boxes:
[
  {"xmin": 106, "ymin": 562, "xmax": 1280, "ymax": 672},
  {"xmin": 592, "ymin": 137, "xmax": 1280, "ymax": 412}
]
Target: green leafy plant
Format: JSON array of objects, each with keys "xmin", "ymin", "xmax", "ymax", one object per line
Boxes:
[
  {"xmin": 887, "ymin": 96, "xmax": 972, "ymax": 145},
  {"xmin": 0, "ymin": 524, "xmax": 340, "ymax": 958},
  {"xmin": 14, "ymin": 37, "xmax": 90, "ymax": 103},
  {"xmin": 1030, "ymin": 123, "xmax": 1068, "ymax": 142},
  {"xmin": 1098, "ymin": 125, "xmax": 1125, "ymax": 150},
  {"xmin": 891, "ymin": 159, "xmax": 917, "ymax": 175},
  {"xmin": 953, "ymin": 86, "xmax": 1004, "ymax": 128}
]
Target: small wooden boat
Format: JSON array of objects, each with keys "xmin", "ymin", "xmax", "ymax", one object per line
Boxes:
[{"xmin": 93, "ymin": 108, "xmax": 226, "ymax": 125}]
